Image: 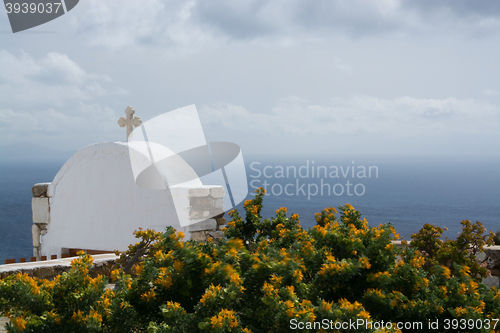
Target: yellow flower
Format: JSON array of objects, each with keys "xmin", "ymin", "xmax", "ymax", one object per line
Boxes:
[
  {"xmin": 270, "ymin": 274, "xmax": 283, "ymax": 286},
  {"xmin": 358, "ymin": 257, "xmax": 371, "ymax": 269},
  {"xmin": 276, "ymin": 207, "xmax": 287, "ymax": 214},
  {"xmin": 338, "ymin": 298, "xmax": 363, "ymax": 313},
  {"xmin": 410, "ymin": 256, "xmax": 425, "ymax": 268},
  {"xmin": 227, "ymin": 248, "xmax": 238, "ymax": 257},
  {"xmin": 227, "ymin": 238, "xmax": 244, "ymax": 249},
  {"xmin": 12, "ymin": 316, "xmax": 27, "ymax": 330},
  {"xmin": 229, "ymin": 272, "xmax": 242, "ymax": 286},
  {"xmin": 173, "ymin": 260, "xmax": 184, "ymax": 271},
  {"xmin": 155, "ymin": 274, "xmax": 173, "ymax": 289},
  {"xmin": 135, "ymin": 263, "xmax": 144, "ymax": 275},
  {"xmin": 322, "ymin": 300, "xmax": 333, "ymax": 311},
  {"xmin": 441, "ymin": 266, "xmax": 451, "ymax": 279},
  {"xmin": 262, "ymin": 282, "xmax": 276, "ymax": 297},
  {"xmin": 459, "ymin": 265, "xmax": 471, "ymax": 276},
  {"xmin": 210, "ymin": 309, "xmax": 238, "ymax": 329},
  {"xmin": 293, "ymin": 269, "xmax": 303, "ymax": 282},
  {"xmin": 358, "ymin": 311, "xmax": 371, "ymax": 319},
  {"xmin": 167, "ymin": 301, "xmax": 182, "ymax": 311},
  {"xmin": 283, "ymin": 300, "xmax": 295, "ymax": 317},
  {"xmin": 200, "ymin": 284, "xmax": 222, "ymax": 305},
  {"xmin": 85, "ymin": 310, "xmax": 102, "ymax": 324},
  {"xmin": 345, "ymin": 204, "xmax": 354, "ymax": 210},
  {"xmin": 455, "ymin": 306, "xmax": 467, "ymax": 317},
  {"xmin": 458, "ymin": 283, "xmax": 467, "ymax": 295},
  {"xmin": 72, "ymin": 309, "xmax": 84, "ymax": 321},
  {"xmin": 141, "ymin": 290, "xmax": 156, "ymax": 301}
]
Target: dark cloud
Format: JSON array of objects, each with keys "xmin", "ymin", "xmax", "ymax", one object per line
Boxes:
[
  {"xmin": 402, "ymin": 0, "xmax": 500, "ymax": 19},
  {"xmin": 191, "ymin": 0, "xmax": 278, "ymax": 39},
  {"xmin": 190, "ymin": 0, "xmax": 500, "ymax": 41}
]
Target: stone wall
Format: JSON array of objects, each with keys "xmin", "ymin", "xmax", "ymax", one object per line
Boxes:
[
  {"xmin": 0, "ymin": 254, "xmax": 117, "ymax": 280},
  {"xmin": 31, "ymin": 183, "xmax": 51, "ymax": 259},
  {"xmin": 2, "ymin": 243, "xmax": 499, "ymax": 288},
  {"xmin": 392, "ymin": 241, "xmax": 500, "ymax": 288}
]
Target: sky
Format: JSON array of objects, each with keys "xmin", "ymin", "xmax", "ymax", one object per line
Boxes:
[{"xmin": 0, "ymin": 0, "xmax": 499, "ymax": 156}]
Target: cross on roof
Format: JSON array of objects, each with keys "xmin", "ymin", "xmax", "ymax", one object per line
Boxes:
[{"xmin": 118, "ymin": 106, "xmax": 142, "ymax": 141}]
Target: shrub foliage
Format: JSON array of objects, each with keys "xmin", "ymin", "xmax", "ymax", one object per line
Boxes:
[{"xmin": 1, "ymin": 188, "xmax": 499, "ymax": 332}]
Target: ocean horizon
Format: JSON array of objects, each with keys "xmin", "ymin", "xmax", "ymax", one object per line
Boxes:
[{"xmin": 1, "ymin": 154, "xmax": 499, "ymax": 263}]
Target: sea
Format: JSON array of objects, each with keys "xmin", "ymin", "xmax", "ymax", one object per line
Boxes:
[{"xmin": 0, "ymin": 154, "xmax": 499, "ymax": 263}]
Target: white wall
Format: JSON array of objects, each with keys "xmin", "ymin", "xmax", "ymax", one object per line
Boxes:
[{"xmin": 40, "ymin": 142, "xmax": 221, "ymax": 257}]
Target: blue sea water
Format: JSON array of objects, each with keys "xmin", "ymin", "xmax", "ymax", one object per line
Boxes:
[{"xmin": 0, "ymin": 155, "xmax": 499, "ymax": 263}]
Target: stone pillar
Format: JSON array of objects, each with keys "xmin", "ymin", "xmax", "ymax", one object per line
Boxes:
[
  {"xmin": 185, "ymin": 186, "xmax": 226, "ymax": 242},
  {"xmin": 32, "ymin": 183, "xmax": 52, "ymax": 259},
  {"xmin": 189, "ymin": 213, "xmax": 226, "ymax": 242},
  {"xmin": 481, "ymin": 246, "xmax": 500, "ymax": 288}
]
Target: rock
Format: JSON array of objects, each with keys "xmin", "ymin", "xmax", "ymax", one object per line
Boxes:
[
  {"xmin": 207, "ymin": 231, "xmax": 224, "ymax": 239},
  {"xmin": 476, "ymin": 251, "xmax": 488, "ymax": 262},
  {"xmin": 190, "ymin": 231, "xmax": 208, "ymax": 241},
  {"xmin": 213, "ymin": 212, "xmax": 225, "ymax": 219},
  {"xmin": 32, "ymin": 183, "xmax": 50, "ymax": 197},
  {"xmin": 210, "ymin": 187, "xmax": 225, "ymax": 198},
  {"xmin": 482, "ymin": 276, "xmax": 500, "ymax": 288},
  {"xmin": 190, "ymin": 196, "xmax": 215, "ymax": 210},
  {"xmin": 33, "ymin": 266, "xmax": 58, "ymax": 279},
  {"xmin": 188, "ymin": 187, "xmax": 210, "ymax": 197},
  {"xmin": 188, "ymin": 219, "xmax": 217, "ymax": 232},
  {"xmin": 215, "ymin": 198, "xmax": 224, "ymax": 209},
  {"xmin": 32, "ymin": 225, "xmax": 41, "ymax": 247},
  {"xmin": 32, "ymin": 197, "xmax": 49, "ymax": 223}
]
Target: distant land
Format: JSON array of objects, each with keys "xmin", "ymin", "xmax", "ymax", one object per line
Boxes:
[{"xmin": 0, "ymin": 142, "xmax": 76, "ymax": 163}]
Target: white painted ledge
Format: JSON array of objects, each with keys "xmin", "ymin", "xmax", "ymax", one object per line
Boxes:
[{"xmin": 0, "ymin": 254, "xmax": 118, "ymax": 279}]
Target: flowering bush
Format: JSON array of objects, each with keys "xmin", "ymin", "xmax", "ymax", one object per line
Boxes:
[
  {"xmin": 1, "ymin": 188, "xmax": 499, "ymax": 332},
  {"xmin": 494, "ymin": 231, "xmax": 500, "ymax": 246},
  {"xmin": 408, "ymin": 222, "xmax": 495, "ymax": 281}
]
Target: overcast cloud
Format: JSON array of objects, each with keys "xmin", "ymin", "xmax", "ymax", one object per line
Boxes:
[{"xmin": 0, "ymin": 0, "xmax": 498, "ymax": 155}]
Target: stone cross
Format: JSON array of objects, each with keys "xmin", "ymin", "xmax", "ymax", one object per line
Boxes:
[{"xmin": 118, "ymin": 106, "xmax": 142, "ymax": 141}]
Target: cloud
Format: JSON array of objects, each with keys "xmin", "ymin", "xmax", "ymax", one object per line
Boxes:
[
  {"xmin": 0, "ymin": 50, "xmax": 126, "ymax": 109},
  {"xmin": 0, "ymin": 104, "xmax": 112, "ymax": 135},
  {"xmin": 69, "ymin": 0, "xmax": 221, "ymax": 51},
  {"xmin": 484, "ymin": 89, "xmax": 500, "ymax": 96},
  {"xmin": 199, "ymin": 95, "xmax": 500, "ymax": 137},
  {"xmin": 402, "ymin": 0, "xmax": 500, "ymax": 19},
  {"xmin": 0, "ymin": 51, "xmax": 127, "ymax": 148},
  {"xmin": 64, "ymin": 0, "xmax": 500, "ymax": 51}
]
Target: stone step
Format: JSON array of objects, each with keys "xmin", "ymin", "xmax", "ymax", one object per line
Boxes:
[{"xmin": 0, "ymin": 317, "xmax": 9, "ymax": 332}]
